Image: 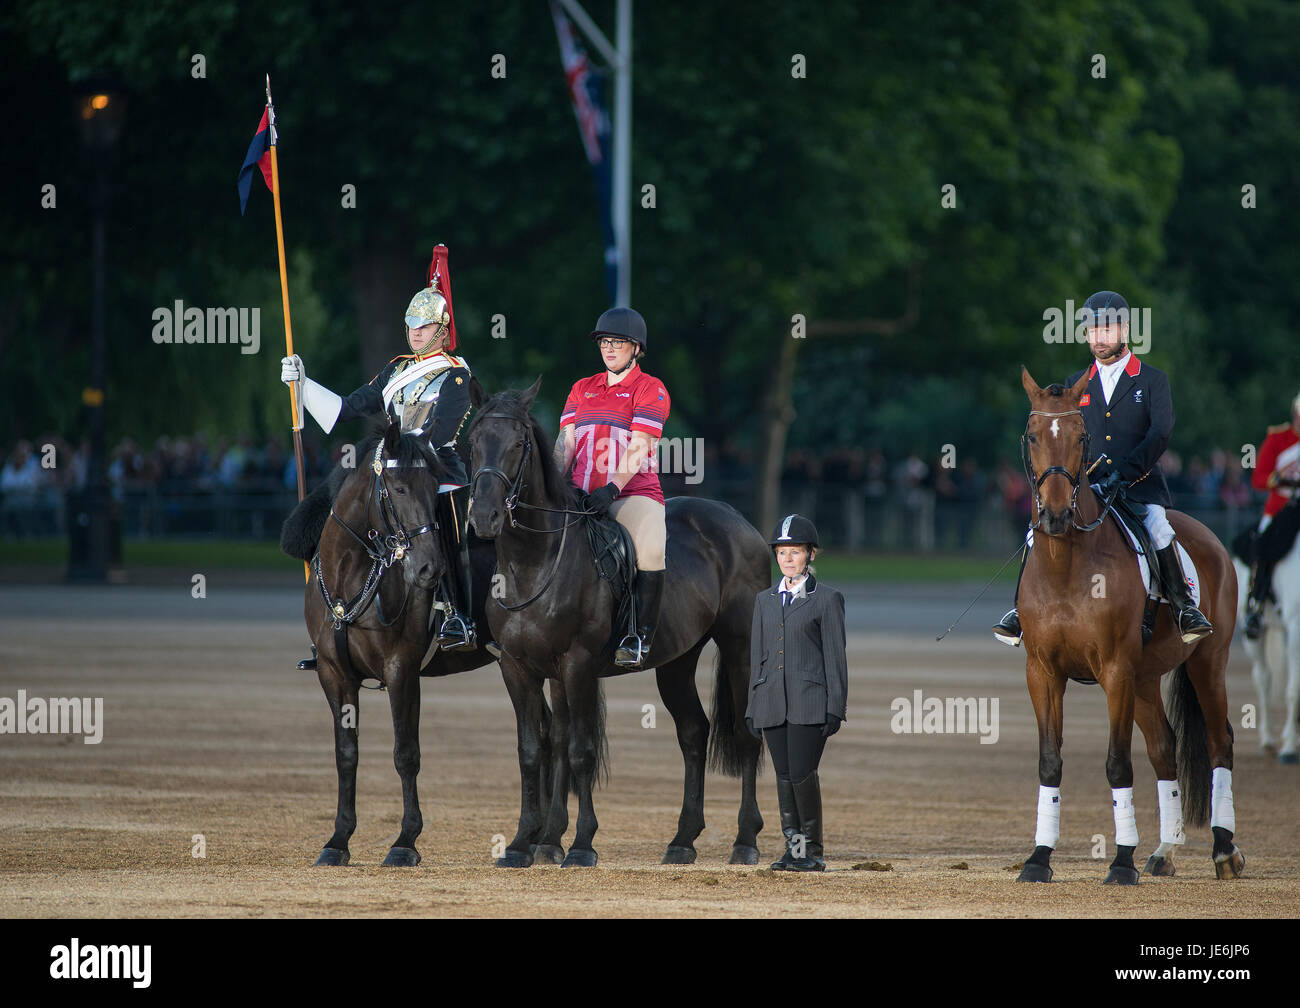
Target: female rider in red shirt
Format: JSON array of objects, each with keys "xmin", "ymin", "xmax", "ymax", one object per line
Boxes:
[{"xmin": 555, "ymin": 308, "xmax": 670, "ymax": 668}]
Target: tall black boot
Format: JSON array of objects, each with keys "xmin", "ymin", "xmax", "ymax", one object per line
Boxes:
[
  {"xmin": 992, "ymin": 543, "xmax": 1030, "ymax": 646},
  {"xmin": 1245, "ymin": 532, "xmax": 1277, "ymax": 640},
  {"xmin": 1156, "ymin": 544, "xmax": 1213, "ymax": 644},
  {"xmin": 788, "ymin": 771, "xmax": 825, "ymax": 872},
  {"xmin": 615, "ymin": 569, "xmax": 665, "ymax": 668},
  {"xmin": 435, "ymin": 493, "xmax": 477, "ymax": 652},
  {"xmin": 770, "ymin": 778, "xmax": 799, "ymax": 871}
]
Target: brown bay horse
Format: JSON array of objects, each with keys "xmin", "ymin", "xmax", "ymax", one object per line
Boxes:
[{"xmin": 1015, "ymin": 367, "xmax": 1245, "ymax": 883}]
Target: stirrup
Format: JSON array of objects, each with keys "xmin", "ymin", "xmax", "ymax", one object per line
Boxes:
[
  {"xmin": 614, "ymin": 633, "xmax": 648, "ymax": 668},
  {"xmin": 992, "ymin": 609, "xmax": 1022, "ymax": 647},
  {"xmin": 1176, "ymin": 608, "xmax": 1213, "ymax": 645},
  {"xmin": 297, "ymin": 644, "xmax": 318, "ymax": 671},
  {"xmin": 436, "ymin": 613, "xmax": 477, "ymax": 652}
]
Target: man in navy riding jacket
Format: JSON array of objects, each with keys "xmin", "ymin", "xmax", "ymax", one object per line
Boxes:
[{"xmin": 993, "ymin": 291, "xmax": 1213, "ymax": 646}]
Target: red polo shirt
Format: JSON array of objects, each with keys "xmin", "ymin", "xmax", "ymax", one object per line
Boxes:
[{"xmin": 560, "ymin": 365, "xmax": 671, "ymax": 503}]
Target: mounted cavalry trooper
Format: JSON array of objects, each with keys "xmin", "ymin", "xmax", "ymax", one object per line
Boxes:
[
  {"xmin": 1243, "ymin": 391, "xmax": 1300, "ymax": 638},
  {"xmin": 994, "ymin": 290, "xmax": 1213, "ymax": 646},
  {"xmin": 280, "ymin": 245, "xmax": 477, "ymax": 667},
  {"xmin": 554, "ymin": 307, "xmax": 670, "ymax": 669},
  {"xmin": 746, "ymin": 515, "xmax": 848, "ymax": 872}
]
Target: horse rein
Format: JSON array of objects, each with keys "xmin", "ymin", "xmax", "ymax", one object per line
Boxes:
[
  {"xmin": 1022, "ymin": 408, "xmax": 1116, "ymax": 533},
  {"xmin": 317, "ymin": 441, "xmax": 440, "ymax": 630}
]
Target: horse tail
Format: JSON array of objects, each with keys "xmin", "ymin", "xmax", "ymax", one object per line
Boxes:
[
  {"xmin": 1167, "ymin": 662, "xmax": 1212, "ymax": 827},
  {"xmin": 708, "ymin": 644, "xmax": 747, "ymax": 777}
]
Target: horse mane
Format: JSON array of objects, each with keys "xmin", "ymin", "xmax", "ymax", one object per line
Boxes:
[
  {"xmin": 467, "ymin": 388, "xmax": 582, "ymax": 509},
  {"xmin": 1045, "ymin": 383, "xmax": 1066, "ymax": 398},
  {"xmin": 351, "ymin": 422, "xmax": 450, "ymax": 482}
]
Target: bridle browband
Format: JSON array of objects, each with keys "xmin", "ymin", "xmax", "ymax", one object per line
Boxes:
[{"xmin": 1022, "ymin": 407, "xmax": 1116, "ymax": 533}]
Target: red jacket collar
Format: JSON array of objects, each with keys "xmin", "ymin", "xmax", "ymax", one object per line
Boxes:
[{"xmin": 1087, "ymin": 352, "xmax": 1140, "ymax": 380}]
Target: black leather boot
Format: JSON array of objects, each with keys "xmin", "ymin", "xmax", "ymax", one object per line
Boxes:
[
  {"xmin": 615, "ymin": 569, "xmax": 665, "ymax": 668},
  {"xmin": 770, "ymin": 778, "xmax": 799, "ymax": 871},
  {"xmin": 1156, "ymin": 544, "xmax": 1213, "ymax": 644},
  {"xmin": 1245, "ymin": 549, "xmax": 1276, "ymax": 641},
  {"xmin": 435, "ymin": 495, "xmax": 477, "ymax": 653},
  {"xmin": 788, "ymin": 771, "xmax": 825, "ymax": 872},
  {"xmin": 992, "ymin": 545, "xmax": 1029, "ymax": 646}
]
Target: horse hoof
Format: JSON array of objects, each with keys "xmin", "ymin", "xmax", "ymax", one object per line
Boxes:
[
  {"xmin": 1214, "ymin": 846, "xmax": 1246, "ymax": 879},
  {"xmin": 533, "ymin": 844, "xmax": 565, "ymax": 865},
  {"xmin": 495, "ymin": 849, "xmax": 535, "ymax": 869},
  {"xmin": 662, "ymin": 845, "xmax": 697, "ymax": 865},
  {"xmin": 381, "ymin": 846, "xmax": 421, "ymax": 867},
  {"xmin": 1103, "ymin": 866, "xmax": 1140, "ymax": 885},
  {"xmin": 1016, "ymin": 862, "xmax": 1053, "ymax": 883},
  {"xmin": 1279, "ymin": 751, "xmax": 1299, "ymax": 765},
  {"xmin": 561, "ymin": 848, "xmax": 598, "ymax": 868},
  {"xmin": 729, "ymin": 844, "xmax": 761, "ymax": 866},
  {"xmin": 1144, "ymin": 854, "xmax": 1176, "ymax": 877},
  {"xmin": 314, "ymin": 847, "xmax": 350, "ymax": 867}
]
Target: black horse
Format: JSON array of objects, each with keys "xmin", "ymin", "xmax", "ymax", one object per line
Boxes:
[
  {"xmin": 308, "ymin": 420, "xmax": 485, "ymax": 867},
  {"xmin": 466, "ymin": 378, "xmax": 770, "ymax": 867}
]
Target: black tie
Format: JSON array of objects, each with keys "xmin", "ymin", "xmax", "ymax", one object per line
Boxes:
[{"xmin": 782, "ymin": 591, "xmax": 791, "ymax": 609}]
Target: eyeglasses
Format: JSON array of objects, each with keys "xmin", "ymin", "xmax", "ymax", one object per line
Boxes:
[{"xmin": 597, "ymin": 338, "xmax": 632, "ymax": 350}]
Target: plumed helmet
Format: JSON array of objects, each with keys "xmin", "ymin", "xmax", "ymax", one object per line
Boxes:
[
  {"xmin": 404, "ymin": 244, "xmax": 458, "ymax": 352},
  {"xmin": 1080, "ymin": 290, "xmax": 1130, "ymax": 331},
  {"xmin": 590, "ymin": 306, "xmax": 648, "ymax": 352},
  {"xmin": 768, "ymin": 513, "xmax": 819, "ymax": 549}
]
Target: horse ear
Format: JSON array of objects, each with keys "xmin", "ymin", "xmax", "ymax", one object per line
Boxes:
[
  {"xmin": 518, "ymin": 375, "xmax": 543, "ymax": 412},
  {"xmin": 469, "ymin": 375, "xmax": 485, "ymax": 409},
  {"xmin": 1021, "ymin": 365, "xmax": 1043, "ymax": 399},
  {"xmin": 1068, "ymin": 368, "xmax": 1090, "ymax": 401},
  {"xmin": 384, "ymin": 420, "xmax": 401, "ymax": 454}
]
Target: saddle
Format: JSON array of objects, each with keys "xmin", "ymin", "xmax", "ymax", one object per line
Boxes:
[{"xmin": 585, "ymin": 514, "xmax": 640, "ymax": 650}]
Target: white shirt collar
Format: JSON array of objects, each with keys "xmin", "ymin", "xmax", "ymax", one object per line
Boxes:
[{"xmin": 1097, "ymin": 350, "xmax": 1132, "ymax": 404}]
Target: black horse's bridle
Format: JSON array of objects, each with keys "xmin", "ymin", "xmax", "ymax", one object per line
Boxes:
[
  {"xmin": 1021, "ymin": 408, "xmax": 1115, "ymax": 533},
  {"xmin": 469, "ymin": 412, "xmax": 594, "ymax": 611},
  {"xmin": 317, "ymin": 440, "xmax": 439, "ymax": 630}
]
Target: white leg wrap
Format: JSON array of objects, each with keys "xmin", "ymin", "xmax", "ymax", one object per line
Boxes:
[
  {"xmin": 1211, "ymin": 767, "xmax": 1235, "ymax": 832},
  {"xmin": 1034, "ymin": 785, "xmax": 1061, "ymax": 849},
  {"xmin": 1157, "ymin": 779, "xmax": 1185, "ymax": 846},
  {"xmin": 1112, "ymin": 787, "xmax": 1139, "ymax": 847}
]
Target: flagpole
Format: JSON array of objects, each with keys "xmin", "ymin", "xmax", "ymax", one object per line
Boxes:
[{"xmin": 265, "ymin": 74, "xmax": 310, "ymax": 584}]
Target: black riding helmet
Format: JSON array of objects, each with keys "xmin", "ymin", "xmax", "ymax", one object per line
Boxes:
[
  {"xmin": 768, "ymin": 514, "xmax": 820, "ymax": 550},
  {"xmin": 590, "ymin": 306, "xmax": 648, "ymax": 352},
  {"xmin": 1080, "ymin": 290, "xmax": 1130, "ymax": 330}
]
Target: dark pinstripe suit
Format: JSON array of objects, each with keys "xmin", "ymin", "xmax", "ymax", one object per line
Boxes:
[{"xmin": 746, "ymin": 575, "xmax": 849, "ymax": 729}]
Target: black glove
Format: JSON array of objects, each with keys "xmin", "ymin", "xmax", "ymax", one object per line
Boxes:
[
  {"xmin": 583, "ymin": 482, "xmax": 619, "ymax": 517},
  {"xmin": 822, "ymin": 714, "xmax": 842, "ymax": 738},
  {"xmin": 746, "ymin": 717, "xmax": 761, "ymax": 740},
  {"xmin": 1096, "ymin": 469, "xmax": 1123, "ymax": 497}
]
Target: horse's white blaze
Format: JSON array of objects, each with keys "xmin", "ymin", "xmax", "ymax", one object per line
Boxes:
[
  {"xmin": 1050, "ymin": 418, "xmax": 1060, "ymax": 438},
  {"xmin": 1034, "ymin": 785, "xmax": 1061, "ymax": 849}
]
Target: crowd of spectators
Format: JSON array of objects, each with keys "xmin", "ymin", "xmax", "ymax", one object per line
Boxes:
[{"xmin": 1, "ymin": 433, "xmax": 1273, "ymax": 543}]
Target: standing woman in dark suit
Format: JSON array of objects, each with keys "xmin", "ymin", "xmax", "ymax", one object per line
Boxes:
[{"xmin": 746, "ymin": 514, "xmax": 848, "ymax": 872}]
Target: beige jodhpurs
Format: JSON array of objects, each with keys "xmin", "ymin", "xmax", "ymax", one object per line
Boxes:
[{"xmin": 608, "ymin": 494, "xmax": 666, "ymax": 570}]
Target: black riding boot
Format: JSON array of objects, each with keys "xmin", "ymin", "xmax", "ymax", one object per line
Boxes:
[
  {"xmin": 770, "ymin": 777, "xmax": 800, "ymax": 871},
  {"xmin": 992, "ymin": 544, "xmax": 1030, "ymax": 646},
  {"xmin": 788, "ymin": 771, "xmax": 825, "ymax": 872},
  {"xmin": 1245, "ymin": 553, "xmax": 1276, "ymax": 641},
  {"xmin": 435, "ymin": 493, "xmax": 477, "ymax": 653},
  {"xmin": 1156, "ymin": 544, "xmax": 1213, "ymax": 643},
  {"xmin": 615, "ymin": 569, "xmax": 665, "ymax": 668}
]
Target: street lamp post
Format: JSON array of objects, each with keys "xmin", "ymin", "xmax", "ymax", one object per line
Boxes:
[{"xmin": 66, "ymin": 77, "xmax": 125, "ymax": 583}]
